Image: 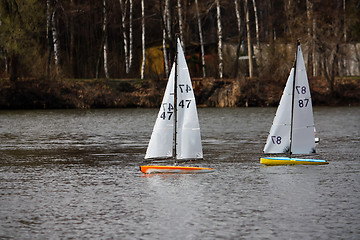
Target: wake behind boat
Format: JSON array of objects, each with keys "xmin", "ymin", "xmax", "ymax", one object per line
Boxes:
[
  {"xmin": 140, "ymin": 36, "xmax": 214, "ymax": 174},
  {"xmin": 260, "ymin": 40, "xmax": 328, "ymax": 166}
]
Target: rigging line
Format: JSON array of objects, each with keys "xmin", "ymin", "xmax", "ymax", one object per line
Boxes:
[
  {"xmin": 289, "ymin": 40, "xmax": 300, "ymax": 157},
  {"xmin": 173, "ymin": 35, "xmax": 179, "ymax": 162}
]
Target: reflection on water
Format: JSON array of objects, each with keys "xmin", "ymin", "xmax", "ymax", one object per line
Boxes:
[{"xmin": 0, "ymin": 107, "xmax": 359, "ymax": 239}]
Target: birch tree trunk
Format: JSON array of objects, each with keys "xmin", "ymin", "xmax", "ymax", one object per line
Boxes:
[
  {"xmin": 177, "ymin": 0, "xmax": 184, "ymax": 49},
  {"xmin": 306, "ymin": 0, "xmax": 313, "ymax": 76},
  {"xmin": 70, "ymin": 0, "xmax": 75, "ymax": 77},
  {"xmin": 312, "ymin": 17, "xmax": 317, "ymax": 76},
  {"xmin": 195, "ymin": 0, "xmax": 205, "ymax": 78},
  {"xmin": 141, "ymin": 0, "xmax": 145, "ymax": 79},
  {"xmin": 343, "ymin": 0, "xmax": 347, "ymax": 75},
  {"xmin": 234, "ymin": 0, "xmax": 241, "ymax": 36},
  {"xmin": 120, "ymin": 0, "xmax": 129, "ymax": 74},
  {"xmin": 234, "ymin": 0, "xmax": 242, "ymax": 77},
  {"xmin": 343, "ymin": 0, "xmax": 346, "ymax": 42},
  {"xmin": 0, "ymin": 19, "xmax": 4, "ymax": 72},
  {"xmin": 162, "ymin": 0, "xmax": 170, "ymax": 76},
  {"xmin": 251, "ymin": 0, "xmax": 260, "ymax": 48},
  {"xmin": 103, "ymin": 0, "xmax": 109, "ymax": 79},
  {"xmin": 244, "ymin": 0, "xmax": 253, "ymax": 77},
  {"xmin": 165, "ymin": 0, "xmax": 171, "ymax": 40},
  {"xmin": 216, "ymin": 0, "xmax": 223, "ymax": 79},
  {"xmin": 46, "ymin": 0, "xmax": 52, "ymax": 77},
  {"xmin": 267, "ymin": 1, "xmax": 274, "ymax": 43},
  {"xmin": 165, "ymin": 0, "xmax": 172, "ymax": 61},
  {"xmin": 129, "ymin": 0, "xmax": 133, "ymax": 72},
  {"xmin": 3, "ymin": 49, "xmax": 7, "ymax": 74},
  {"xmin": 306, "ymin": 0, "xmax": 317, "ymax": 76},
  {"xmin": 162, "ymin": 30, "xmax": 169, "ymax": 76},
  {"xmin": 51, "ymin": 4, "xmax": 60, "ymax": 74},
  {"xmin": 284, "ymin": 0, "xmax": 292, "ymax": 35}
]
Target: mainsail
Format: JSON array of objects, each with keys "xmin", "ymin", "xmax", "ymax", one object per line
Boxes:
[
  {"xmin": 145, "ymin": 38, "xmax": 203, "ymax": 160},
  {"xmin": 264, "ymin": 43, "xmax": 315, "ymax": 154},
  {"xmin": 291, "ymin": 45, "xmax": 316, "ymax": 154},
  {"xmin": 175, "ymin": 39, "xmax": 203, "ymax": 159}
]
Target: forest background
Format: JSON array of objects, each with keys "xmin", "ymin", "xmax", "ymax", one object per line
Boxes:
[{"xmin": 0, "ymin": 0, "xmax": 359, "ymax": 109}]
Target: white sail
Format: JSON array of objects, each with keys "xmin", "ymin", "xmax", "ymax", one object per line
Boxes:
[
  {"xmin": 175, "ymin": 39, "xmax": 203, "ymax": 159},
  {"xmin": 264, "ymin": 43, "xmax": 316, "ymax": 154},
  {"xmin": 263, "ymin": 68, "xmax": 294, "ymax": 153},
  {"xmin": 291, "ymin": 45, "xmax": 316, "ymax": 154},
  {"xmin": 145, "ymin": 65, "xmax": 175, "ymax": 159},
  {"xmin": 145, "ymin": 38, "xmax": 203, "ymax": 160}
]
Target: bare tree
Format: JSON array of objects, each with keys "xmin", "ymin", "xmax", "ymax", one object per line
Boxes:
[
  {"xmin": 234, "ymin": 0, "xmax": 241, "ymax": 36},
  {"xmin": 284, "ymin": 0, "xmax": 293, "ymax": 35},
  {"xmin": 162, "ymin": 0, "xmax": 170, "ymax": 76},
  {"xmin": 119, "ymin": 0, "xmax": 133, "ymax": 74},
  {"xmin": 234, "ymin": 0, "xmax": 242, "ymax": 77},
  {"xmin": 195, "ymin": 0, "xmax": 206, "ymax": 78},
  {"xmin": 141, "ymin": 0, "xmax": 145, "ymax": 79},
  {"xmin": 103, "ymin": 0, "xmax": 109, "ymax": 79},
  {"xmin": 69, "ymin": 0, "xmax": 75, "ymax": 77},
  {"xmin": 46, "ymin": 0, "xmax": 52, "ymax": 77},
  {"xmin": 129, "ymin": 0, "xmax": 133, "ymax": 72},
  {"xmin": 165, "ymin": 0, "xmax": 171, "ymax": 40},
  {"xmin": 216, "ymin": 0, "xmax": 223, "ymax": 79},
  {"xmin": 306, "ymin": 0, "xmax": 315, "ymax": 76},
  {"xmin": 251, "ymin": 0, "xmax": 259, "ymax": 48},
  {"xmin": 51, "ymin": 1, "xmax": 60, "ymax": 74},
  {"xmin": 244, "ymin": 0, "xmax": 253, "ymax": 77},
  {"xmin": 316, "ymin": 1, "xmax": 345, "ymax": 93},
  {"xmin": 177, "ymin": 0, "xmax": 185, "ymax": 49},
  {"xmin": 2, "ymin": 0, "xmax": 359, "ymax": 84},
  {"xmin": 343, "ymin": 0, "xmax": 346, "ymax": 42}
]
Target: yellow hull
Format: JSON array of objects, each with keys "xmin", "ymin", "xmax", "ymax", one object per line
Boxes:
[
  {"xmin": 140, "ymin": 165, "xmax": 214, "ymax": 174},
  {"xmin": 260, "ymin": 157, "xmax": 328, "ymax": 166}
]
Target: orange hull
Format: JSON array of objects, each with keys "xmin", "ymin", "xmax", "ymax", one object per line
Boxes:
[{"xmin": 140, "ymin": 165, "xmax": 214, "ymax": 174}]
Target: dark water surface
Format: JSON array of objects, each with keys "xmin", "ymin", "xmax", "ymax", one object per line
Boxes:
[{"xmin": 0, "ymin": 107, "xmax": 359, "ymax": 239}]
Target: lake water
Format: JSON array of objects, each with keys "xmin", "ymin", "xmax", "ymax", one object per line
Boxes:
[{"xmin": 0, "ymin": 107, "xmax": 359, "ymax": 239}]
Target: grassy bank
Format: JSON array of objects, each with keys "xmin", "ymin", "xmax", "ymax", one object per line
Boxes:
[{"xmin": 0, "ymin": 77, "xmax": 359, "ymax": 109}]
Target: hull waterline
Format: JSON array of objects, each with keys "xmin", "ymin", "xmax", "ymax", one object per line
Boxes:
[
  {"xmin": 140, "ymin": 165, "xmax": 215, "ymax": 174},
  {"xmin": 260, "ymin": 157, "xmax": 328, "ymax": 166}
]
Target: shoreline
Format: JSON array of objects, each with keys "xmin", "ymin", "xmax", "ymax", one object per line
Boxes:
[{"xmin": 0, "ymin": 77, "xmax": 358, "ymax": 109}]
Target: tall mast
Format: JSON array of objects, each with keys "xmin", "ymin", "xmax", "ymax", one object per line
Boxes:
[
  {"xmin": 173, "ymin": 36, "xmax": 179, "ymax": 161},
  {"xmin": 289, "ymin": 40, "xmax": 300, "ymax": 156}
]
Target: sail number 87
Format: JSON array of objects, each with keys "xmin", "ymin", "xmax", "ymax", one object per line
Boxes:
[
  {"xmin": 271, "ymin": 136, "xmax": 282, "ymax": 144},
  {"xmin": 298, "ymin": 98, "xmax": 309, "ymax": 108},
  {"xmin": 295, "ymin": 86, "xmax": 306, "ymax": 94}
]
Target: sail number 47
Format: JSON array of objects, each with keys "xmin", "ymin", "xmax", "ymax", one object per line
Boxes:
[
  {"xmin": 159, "ymin": 99, "xmax": 192, "ymax": 120},
  {"xmin": 160, "ymin": 103, "xmax": 174, "ymax": 120},
  {"xmin": 178, "ymin": 84, "xmax": 192, "ymax": 93}
]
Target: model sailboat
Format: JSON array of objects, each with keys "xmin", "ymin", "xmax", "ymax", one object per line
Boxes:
[
  {"xmin": 140, "ymin": 37, "xmax": 214, "ymax": 174},
  {"xmin": 260, "ymin": 41, "xmax": 328, "ymax": 166}
]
